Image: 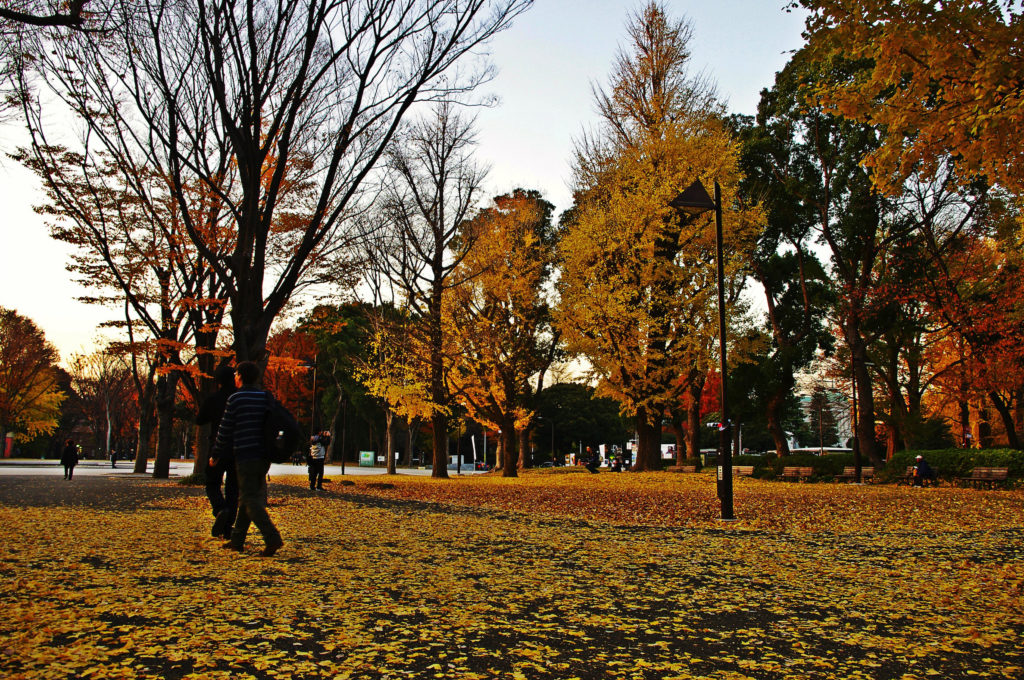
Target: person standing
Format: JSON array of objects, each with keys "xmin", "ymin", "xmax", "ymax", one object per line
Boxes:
[
  {"xmin": 61, "ymin": 439, "xmax": 78, "ymax": 480},
  {"xmin": 197, "ymin": 365, "xmax": 237, "ymax": 539},
  {"xmin": 308, "ymin": 432, "xmax": 328, "ymax": 491},
  {"xmin": 214, "ymin": 361, "xmax": 283, "ymax": 557}
]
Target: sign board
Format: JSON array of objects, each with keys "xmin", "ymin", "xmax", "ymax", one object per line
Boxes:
[{"xmin": 359, "ymin": 450, "xmax": 375, "ymax": 467}]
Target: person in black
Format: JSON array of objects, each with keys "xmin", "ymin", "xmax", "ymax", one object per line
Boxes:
[
  {"xmin": 585, "ymin": 446, "xmax": 600, "ymax": 474},
  {"xmin": 197, "ymin": 365, "xmax": 237, "ymax": 539},
  {"xmin": 60, "ymin": 439, "xmax": 78, "ymax": 480},
  {"xmin": 215, "ymin": 361, "xmax": 283, "ymax": 557},
  {"xmin": 913, "ymin": 454, "xmax": 937, "ymax": 487}
]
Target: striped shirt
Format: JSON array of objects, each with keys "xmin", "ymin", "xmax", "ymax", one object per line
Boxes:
[{"xmin": 214, "ymin": 388, "xmax": 270, "ymax": 463}]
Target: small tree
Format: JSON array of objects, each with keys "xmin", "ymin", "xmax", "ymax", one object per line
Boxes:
[{"xmin": 0, "ymin": 308, "xmax": 65, "ymax": 450}]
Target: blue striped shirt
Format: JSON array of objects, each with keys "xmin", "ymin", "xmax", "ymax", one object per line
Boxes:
[{"xmin": 214, "ymin": 388, "xmax": 269, "ymax": 462}]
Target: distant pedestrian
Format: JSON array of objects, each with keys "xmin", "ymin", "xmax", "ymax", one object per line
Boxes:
[
  {"xmin": 913, "ymin": 455, "xmax": 936, "ymax": 487},
  {"xmin": 308, "ymin": 431, "xmax": 328, "ymax": 491},
  {"xmin": 197, "ymin": 365, "xmax": 238, "ymax": 540},
  {"xmin": 585, "ymin": 446, "xmax": 599, "ymax": 474},
  {"xmin": 214, "ymin": 361, "xmax": 283, "ymax": 557},
  {"xmin": 110, "ymin": 449, "xmax": 117, "ymax": 468},
  {"xmin": 61, "ymin": 439, "xmax": 78, "ymax": 480}
]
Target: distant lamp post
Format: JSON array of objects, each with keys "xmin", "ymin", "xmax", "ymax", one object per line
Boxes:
[
  {"xmin": 671, "ymin": 179, "xmax": 733, "ymax": 520},
  {"xmin": 302, "ymin": 354, "xmax": 318, "ymax": 440},
  {"xmin": 851, "ymin": 357, "xmax": 875, "ymax": 484}
]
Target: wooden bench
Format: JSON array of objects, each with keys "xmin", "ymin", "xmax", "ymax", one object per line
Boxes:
[
  {"xmin": 956, "ymin": 467, "xmax": 1009, "ymax": 489},
  {"xmin": 836, "ymin": 466, "xmax": 874, "ymax": 482},
  {"xmin": 895, "ymin": 466, "xmax": 916, "ymax": 486},
  {"xmin": 734, "ymin": 465, "xmax": 755, "ymax": 477},
  {"xmin": 666, "ymin": 465, "xmax": 697, "ymax": 473},
  {"xmin": 781, "ymin": 466, "xmax": 814, "ymax": 481}
]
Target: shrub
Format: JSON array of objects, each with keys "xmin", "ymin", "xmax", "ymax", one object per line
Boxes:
[{"xmin": 882, "ymin": 448, "xmax": 1024, "ymax": 482}]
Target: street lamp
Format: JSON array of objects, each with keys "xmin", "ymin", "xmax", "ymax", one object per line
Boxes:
[
  {"xmin": 671, "ymin": 179, "xmax": 734, "ymax": 520},
  {"xmin": 851, "ymin": 358, "xmax": 875, "ymax": 484}
]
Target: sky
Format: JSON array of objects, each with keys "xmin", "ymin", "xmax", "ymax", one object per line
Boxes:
[{"xmin": 0, "ymin": 0, "xmax": 808, "ymax": 362}]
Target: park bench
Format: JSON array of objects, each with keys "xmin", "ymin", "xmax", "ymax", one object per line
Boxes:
[
  {"xmin": 666, "ymin": 465, "xmax": 697, "ymax": 473},
  {"xmin": 956, "ymin": 467, "xmax": 1009, "ymax": 489},
  {"xmin": 836, "ymin": 466, "xmax": 874, "ymax": 483},
  {"xmin": 734, "ymin": 465, "xmax": 755, "ymax": 477},
  {"xmin": 781, "ymin": 466, "xmax": 814, "ymax": 481}
]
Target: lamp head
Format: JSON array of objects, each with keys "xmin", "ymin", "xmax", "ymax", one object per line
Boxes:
[{"xmin": 670, "ymin": 180, "xmax": 716, "ymax": 216}]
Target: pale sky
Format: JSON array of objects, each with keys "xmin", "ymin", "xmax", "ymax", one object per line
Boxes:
[{"xmin": 0, "ymin": 1, "xmax": 807, "ymax": 362}]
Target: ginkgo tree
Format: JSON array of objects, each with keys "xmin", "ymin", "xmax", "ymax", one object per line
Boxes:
[
  {"xmin": 556, "ymin": 2, "xmax": 758, "ymax": 471},
  {"xmin": 0, "ymin": 308, "xmax": 65, "ymax": 451},
  {"xmin": 445, "ymin": 189, "xmax": 559, "ymax": 477}
]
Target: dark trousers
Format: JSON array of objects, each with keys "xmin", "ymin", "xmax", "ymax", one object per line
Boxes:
[
  {"xmin": 308, "ymin": 459, "xmax": 325, "ymax": 489},
  {"xmin": 206, "ymin": 456, "xmax": 239, "ymax": 536},
  {"xmin": 230, "ymin": 458, "xmax": 281, "ymax": 549},
  {"xmin": 63, "ymin": 464, "xmax": 74, "ymax": 479}
]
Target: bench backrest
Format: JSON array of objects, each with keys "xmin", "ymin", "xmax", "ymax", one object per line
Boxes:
[
  {"xmin": 734, "ymin": 465, "xmax": 754, "ymax": 476},
  {"xmin": 783, "ymin": 466, "xmax": 814, "ymax": 475},
  {"xmin": 968, "ymin": 466, "xmax": 1009, "ymax": 479},
  {"xmin": 841, "ymin": 466, "xmax": 874, "ymax": 475}
]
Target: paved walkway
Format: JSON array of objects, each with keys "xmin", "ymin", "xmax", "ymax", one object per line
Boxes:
[{"xmin": 0, "ymin": 458, "xmax": 480, "ymax": 478}]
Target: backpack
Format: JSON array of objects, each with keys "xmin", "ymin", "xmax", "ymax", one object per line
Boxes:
[{"xmin": 263, "ymin": 392, "xmax": 303, "ymax": 464}]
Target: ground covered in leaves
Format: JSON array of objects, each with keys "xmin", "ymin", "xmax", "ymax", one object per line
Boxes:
[{"xmin": 0, "ymin": 470, "xmax": 1021, "ymax": 679}]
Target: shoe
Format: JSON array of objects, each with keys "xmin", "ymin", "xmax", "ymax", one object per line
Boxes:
[
  {"xmin": 221, "ymin": 541, "xmax": 243, "ymax": 552},
  {"xmin": 316, "ymin": 487, "xmax": 324, "ymax": 491},
  {"xmin": 211, "ymin": 510, "xmax": 232, "ymax": 538},
  {"xmin": 260, "ymin": 539, "xmax": 283, "ymax": 557}
]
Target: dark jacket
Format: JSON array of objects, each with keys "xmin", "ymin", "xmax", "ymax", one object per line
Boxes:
[
  {"xmin": 914, "ymin": 458, "xmax": 936, "ymax": 479},
  {"xmin": 213, "ymin": 388, "xmax": 270, "ymax": 463},
  {"xmin": 196, "ymin": 385, "xmax": 237, "ymax": 448},
  {"xmin": 60, "ymin": 444, "xmax": 78, "ymax": 467}
]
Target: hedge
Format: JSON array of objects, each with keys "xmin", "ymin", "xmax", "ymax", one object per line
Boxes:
[
  {"xmin": 882, "ymin": 448, "xmax": 1024, "ymax": 482},
  {"xmin": 731, "ymin": 449, "xmax": 1022, "ymax": 483}
]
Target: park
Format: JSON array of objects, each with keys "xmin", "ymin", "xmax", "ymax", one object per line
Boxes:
[
  {"xmin": 0, "ymin": 463, "xmax": 1022, "ymax": 679},
  {"xmin": 2, "ymin": 1, "xmax": 1024, "ymax": 678}
]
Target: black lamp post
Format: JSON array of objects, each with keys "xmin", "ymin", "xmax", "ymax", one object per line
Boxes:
[
  {"xmin": 670, "ymin": 179, "xmax": 734, "ymax": 520},
  {"xmin": 851, "ymin": 357, "xmax": 875, "ymax": 484}
]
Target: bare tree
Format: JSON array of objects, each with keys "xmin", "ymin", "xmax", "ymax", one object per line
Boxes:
[
  {"xmin": 28, "ymin": 0, "xmax": 531, "ymax": 366},
  {"xmin": 375, "ymin": 102, "xmax": 487, "ymax": 478},
  {"xmin": 0, "ymin": 0, "xmax": 90, "ymax": 28}
]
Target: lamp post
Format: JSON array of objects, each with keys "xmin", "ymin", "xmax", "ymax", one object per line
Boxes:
[
  {"xmin": 670, "ymin": 179, "xmax": 733, "ymax": 520},
  {"xmin": 851, "ymin": 356, "xmax": 875, "ymax": 484}
]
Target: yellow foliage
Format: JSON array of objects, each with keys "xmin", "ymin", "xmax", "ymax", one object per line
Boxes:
[
  {"xmin": 799, "ymin": 0, "xmax": 1024, "ymax": 195},
  {"xmin": 0, "ymin": 473, "xmax": 1021, "ymax": 678}
]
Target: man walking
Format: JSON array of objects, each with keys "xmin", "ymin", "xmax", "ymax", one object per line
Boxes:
[
  {"xmin": 214, "ymin": 361, "xmax": 283, "ymax": 557},
  {"xmin": 197, "ymin": 365, "xmax": 237, "ymax": 539}
]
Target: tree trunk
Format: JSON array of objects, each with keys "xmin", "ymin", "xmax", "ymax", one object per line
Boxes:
[
  {"xmin": 134, "ymin": 393, "xmax": 156, "ymax": 474},
  {"xmin": 326, "ymin": 393, "xmax": 345, "ymax": 464},
  {"xmin": 765, "ymin": 391, "xmax": 789, "ymax": 457},
  {"xmin": 959, "ymin": 399, "xmax": 971, "ymax": 447},
  {"xmin": 152, "ymin": 373, "xmax": 179, "ymax": 479},
  {"xmin": 517, "ymin": 427, "xmax": 530, "ymax": 469},
  {"xmin": 406, "ymin": 417, "xmax": 419, "ymax": 467},
  {"xmin": 988, "ymin": 391, "xmax": 1021, "ymax": 449},
  {"xmin": 685, "ymin": 380, "xmax": 703, "ymax": 460},
  {"xmin": 670, "ymin": 409, "xmax": 686, "ymax": 466},
  {"xmin": 885, "ymin": 422, "xmax": 898, "ymax": 461},
  {"xmin": 385, "ymin": 409, "xmax": 397, "ymax": 475},
  {"xmin": 430, "ymin": 412, "xmax": 449, "ymax": 478},
  {"xmin": 632, "ymin": 407, "xmax": 662, "ymax": 471},
  {"xmin": 501, "ymin": 421, "xmax": 517, "ymax": 478}
]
